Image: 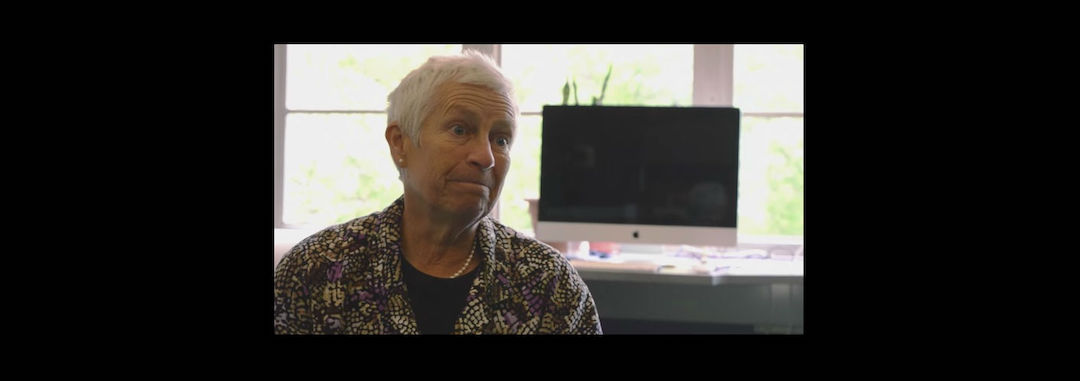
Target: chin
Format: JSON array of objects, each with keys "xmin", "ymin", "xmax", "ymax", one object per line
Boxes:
[{"xmin": 444, "ymin": 198, "xmax": 491, "ymax": 219}]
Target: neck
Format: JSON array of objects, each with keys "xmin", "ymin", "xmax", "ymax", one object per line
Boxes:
[{"xmin": 400, "ymin": 195, "xmax": 481, "ymax": 277}]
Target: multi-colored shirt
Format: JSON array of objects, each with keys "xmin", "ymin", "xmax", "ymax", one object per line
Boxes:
[{"xmin": 274, "ymin": 196, "xmax": 603, "ymax": 334}]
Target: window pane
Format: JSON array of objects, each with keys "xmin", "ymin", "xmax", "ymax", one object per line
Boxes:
[
  {"xmin": 738, "ymin": 116, "xmax": 803, "ymax": 237},
  {"xmin": 499, "ymin": 115, "xmax": 543, "ymax": 236},
  {"xmin": 501, "ymin": 44, "xmax": 694, "ymax": 112},
  {"xmin": 283, "ymin": 113, "xmax": 402, "ymax": 228},
  {"xmin": 286, "ymin": 44, "xmax": 461, "ymax": 111},
  {"xmin": 734, "ymin": 44, "xmax": 804, "ymax": 113}
]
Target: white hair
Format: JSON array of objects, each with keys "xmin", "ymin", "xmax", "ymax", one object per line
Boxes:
[{"xmin": 387, "ymin": 50, "xmax": 519, "ymax": 148}]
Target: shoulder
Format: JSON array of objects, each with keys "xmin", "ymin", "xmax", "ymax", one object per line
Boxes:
[
  {"xmin": 274, "ymin": 209, "xmax": 384, "ymax": 281},
  {"xmin": 274, "ymin": 223, "xmax": 344, "ymax": 281},
  {"xmin": 486, "ymin": 218, "xmax": 585, "ymax": 289},
  {"xmin": 488, "ymin": 219, "xmax": 563, "ymax": 264}
]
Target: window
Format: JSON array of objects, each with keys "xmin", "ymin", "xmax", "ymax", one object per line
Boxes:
[
  {"xmin": 734, "ymin": 44, "xmax": 804, "ymax": 239},
  {"xmin": 500, "ymin": 44, "xmax": 694, "ymax": 111},
  {"xmin": 278, "ymin": 44, "xmax": 461, "ymax": 228},
  {"xmin": 496, "ymin": 44, "xmax": 803, "ymax": 241},
  {"xmin": 274, "ymin": 44, "xmax": 804, "ymax": 243},
  {"xmin": 498, "ymin": 44, "xmax": 695, "ymax": 237}
]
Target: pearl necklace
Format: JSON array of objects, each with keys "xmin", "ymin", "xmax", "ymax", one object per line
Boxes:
[{"xmin": 450, "ymin": 251, "xmax": 474, "ymax": 278}]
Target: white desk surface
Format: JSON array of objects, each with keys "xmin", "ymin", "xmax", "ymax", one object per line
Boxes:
[{"xmin": 569, "ymin": 252, "xmax": 803, "ymax": 286}]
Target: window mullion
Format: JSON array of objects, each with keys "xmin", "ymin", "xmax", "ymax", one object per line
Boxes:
[
  {"xmin": 462, "ymin": 44, "xmax": 501, "ymax": 65},
  {"xmin": 275, "ymin": 44, "xmax": 287, "ymax": 229},
  {"xmin": 693, "ymin": 44, "xmax": 734, "ymax": 107}
]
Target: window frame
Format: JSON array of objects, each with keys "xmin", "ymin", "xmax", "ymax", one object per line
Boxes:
[
  {"xmin": 273, "ymin": 44, "xmax": 480, "ymax": 230},
  {"xmin": 274, "ymin": 44, "xmax": 803, "ymax": 244}
]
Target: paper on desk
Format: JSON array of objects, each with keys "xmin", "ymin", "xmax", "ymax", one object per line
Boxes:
[{"xmin": 569, "ymin": 259, "xmax": 659, "ymax": 273}]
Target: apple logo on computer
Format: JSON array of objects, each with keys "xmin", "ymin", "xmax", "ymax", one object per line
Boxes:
[{"xmin": 633, "ymin": 231, "xmax": 639, "ymax": 239}]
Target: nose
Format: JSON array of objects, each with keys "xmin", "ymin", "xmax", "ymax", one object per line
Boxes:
[{"xmin": 466, "ymin": 136, "xmax": 495, "ymax": 171}]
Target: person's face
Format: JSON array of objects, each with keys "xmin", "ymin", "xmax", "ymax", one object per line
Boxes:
[{"xmin": 398, "ymin": 81, "xmax": 516, "ymax": 221}]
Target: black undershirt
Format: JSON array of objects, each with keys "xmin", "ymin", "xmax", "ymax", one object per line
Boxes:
[{"xmin": 401, "ymin": 256, "xmax": 479, "ymax": 334}]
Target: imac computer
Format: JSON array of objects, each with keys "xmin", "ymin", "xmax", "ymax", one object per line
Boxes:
[{"xmin": 536, "ymin": 105, "xmax": 740, "ymax": 247}]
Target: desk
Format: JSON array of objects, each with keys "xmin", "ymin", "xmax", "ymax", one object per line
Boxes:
[
  {"xmin": 569, "ymin": 253, "xmax": 803, "ymax": 332},
  {"xmin": 569, "ymin": 253, "xmax": 804, "ymax": 286}
]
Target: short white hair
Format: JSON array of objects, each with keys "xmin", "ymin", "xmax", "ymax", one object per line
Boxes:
[{"xmin": 387, "ymin": 50, "xmax": 519, "ymax": 147}]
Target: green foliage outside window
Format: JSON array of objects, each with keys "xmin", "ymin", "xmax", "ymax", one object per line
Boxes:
[{"xmin": 765, "ymin": 139, "xmax": 803, "ymax": 236}]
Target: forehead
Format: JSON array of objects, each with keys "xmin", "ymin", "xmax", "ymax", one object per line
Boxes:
[{"xmin": 432, "ymin": 82, "xmax": 516, "ymax": 123}]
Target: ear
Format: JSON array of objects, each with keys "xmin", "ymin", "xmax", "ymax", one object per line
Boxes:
[{"xmin": 386, "ymin": 123, "xmax": 407, "ymax": 167}]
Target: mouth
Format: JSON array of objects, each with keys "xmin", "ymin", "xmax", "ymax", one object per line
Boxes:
[{"xmin": 450, "ymin": 180, "xmax": 491, "ymax": 190}]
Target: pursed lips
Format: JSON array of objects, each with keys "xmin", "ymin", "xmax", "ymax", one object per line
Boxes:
[{"xmin": 449, "ymin": 179, "xmax": 491, "ymax": 189}]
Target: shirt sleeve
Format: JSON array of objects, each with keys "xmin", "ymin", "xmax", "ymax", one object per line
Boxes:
[{"xmin": 274, "ymin": 246, "xmax": 317, "ymax": 334}]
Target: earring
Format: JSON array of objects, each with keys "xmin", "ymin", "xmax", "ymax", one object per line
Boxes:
[{"xmin": 398, "ymin": 158, "xmax": 404, "ymax": 163}]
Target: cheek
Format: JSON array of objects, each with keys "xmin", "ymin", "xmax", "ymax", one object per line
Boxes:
[
  {"xmin": 498, "ymin": 149, "xmax": 511, "ymax": 164},
  {"xmin": 496, "ymin": 156, "xmax": 511, "ymax": 177}
]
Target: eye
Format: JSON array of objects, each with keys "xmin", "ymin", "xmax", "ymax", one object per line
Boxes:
[
  {"xmin": 495, "ymin": 136, "xmax": 511, "ymax": 147},
  {"xmin": 451, "ymin": 124, "xmax": 466, "ymax": 136}
]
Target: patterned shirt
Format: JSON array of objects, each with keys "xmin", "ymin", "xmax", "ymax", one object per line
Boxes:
[{"xmin": 274, "ymin": 196, "xmax": 603, "ymax": 334}]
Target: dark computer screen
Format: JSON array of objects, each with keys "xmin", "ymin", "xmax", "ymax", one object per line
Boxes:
[{"xmin": 539, "ymin": 105, "xmax": 740, "ymax": 228}]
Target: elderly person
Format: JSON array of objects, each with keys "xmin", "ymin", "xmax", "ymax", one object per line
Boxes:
[{"xmin": 274, "ymin": 50, "xmax": 602, "ymax": 334}]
